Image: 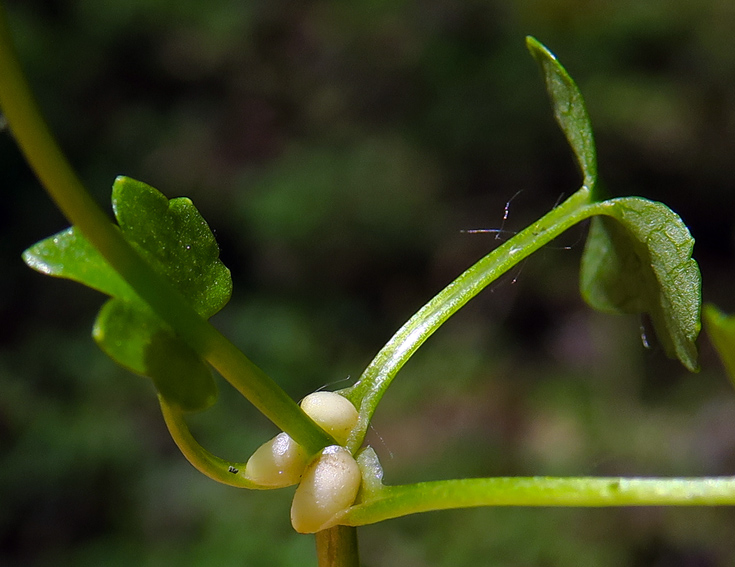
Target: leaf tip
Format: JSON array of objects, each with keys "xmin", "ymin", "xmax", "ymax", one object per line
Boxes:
[
  {"xmin": 21, "ymin": 246, "xmax": 46, "ymax": 273},
  {"xmin": 525, "ymin": 36, "xmax": 555, "ymax": 64},
  {"xmin": 112, "ymin": 175, "xmax": 134, "ymax": 194}
]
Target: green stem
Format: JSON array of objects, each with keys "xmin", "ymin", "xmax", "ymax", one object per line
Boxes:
[
  {"xmin": 158, "ymin": 396, "xmax": 265, "ymax": 488},
  {"xmin": 344, "ymin": 188, "xmax": 605, "ymax": 452},
  {"xmin": 0, "ymin": 2, "xmax": 333, "ymax": 454},
  {"xmin": 315, "ymin": 526, "xmax": 360, "ymax": 567},
  {"xmin": 341, "ymin": 476, "xmax": 735, "ymax": 526}
]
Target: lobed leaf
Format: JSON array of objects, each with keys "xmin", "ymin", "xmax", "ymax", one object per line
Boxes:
[
  {"xmin": 580, "ymin": 197, "xmax": 701, "ymax": 371},
  {"xmin": 526, "ymin": 36, "xmax": 598, "ymax": 193},
  {"xmin": 23, "ymin": 176, "xmax": 230, "ymax": 411},
  {"xmin": 703, "ymin": 304, "xmax": 735, "ymax": 382},
  {"xmin": 112, "ymin": 176, "xmax": 232, "ymax": 318}
]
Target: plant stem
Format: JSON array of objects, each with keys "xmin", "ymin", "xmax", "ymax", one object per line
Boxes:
[
  {"xmin": 159, "ymin": 396, "xmax": 265, "ymax": 488},
  {"xmin": 0, "ymin": 2, "xmax": 333, "ymax": 455},
  {"xmin": 344, "ymin": 187, "xmax": 604, "ymax": 451},
  {"xmin": 340, "ymin": 476, "xmax": 735, "ymax": 526},
  {"xmin": 316, "ymin": 526, "xmax": 360, "ymax": 567}
]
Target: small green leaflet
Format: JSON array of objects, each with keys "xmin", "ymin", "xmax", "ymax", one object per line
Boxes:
[
  {"xmin": 580, "ymin": 198, "xmax": 701, "ymax": 371},
  {"xmin": 526, "ymin": 36, "xmax": 597, "ymax": 194},
  {"xmin": 23, "ymin": 176, "xmax": 232, "ymax": 411},
  {"xmin": 703, "ymin": 304, "xmax": 735, "ymax": 382}
]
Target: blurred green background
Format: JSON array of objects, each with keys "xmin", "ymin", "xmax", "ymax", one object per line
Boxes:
[{"xmin": 2, "ymin": 0, "xmax": 735, "ymax": 565}]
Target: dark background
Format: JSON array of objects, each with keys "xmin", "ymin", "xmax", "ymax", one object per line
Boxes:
[{"xmin": 2, "ymin": 1, "xmax": 735, "ymax": 565}]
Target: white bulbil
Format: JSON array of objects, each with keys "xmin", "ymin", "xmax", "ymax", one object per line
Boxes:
[
  {"xmin": 290, "ymin": 445, "xmax": 361, "ymax": 533},
  {"xmin": 245, "ymin": 432, "xmax": 308, "ymax": 488},
  {"xmin": 244, "ymin": 391, "xmax": 359, "ymax": 489},
  {"xmin": 300, "ymin": 391, "xmax": 359, "ymax": 446}
]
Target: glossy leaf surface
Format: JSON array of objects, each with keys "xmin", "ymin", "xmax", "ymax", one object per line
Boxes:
[
  {"xmin": 580, "ymin": 197, "xmax": 701, "ymax": 371},
  {"xmin": 23, "ymin": 176, "xmax": 230, "ymax": 411},
  {"xmin": 22, "ymin": 225, "xmax": 134, "ymax": 300},
  {"xmin": 111, "ymin": 176, "xmax": 232, "ymax": 318}
]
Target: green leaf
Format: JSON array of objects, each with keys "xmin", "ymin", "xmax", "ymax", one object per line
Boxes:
[
  {"xmin": 22, "ymin": 226, "xmax": 136, "ymax": 300},
  {"xmin": 23, "ymin": 176, "xmax": 230, "ymax": 411},
  {"xmin": 92, "ymin": 298, "xmax": 161, "ymax": 374},
  {"xmin": 92, "ymin": 299, "xmax": 217, "ymax": 412},
  {"xmin": 526, "ymin": 36, "xmax": 598, "ymax": 192},
  {"xmin": 580, "ymin": 197, "xmax": 701, "ymax": 371},
  {"xmin": 703, "ymin": 304, "xmax": 735, "ymax": 382},
  {"xmin": 112, "ymin": 176, "xmax": 231, "ymax": 318}
]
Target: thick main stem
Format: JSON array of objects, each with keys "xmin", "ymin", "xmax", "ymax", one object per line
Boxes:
[
  {"xmin": 0, "ymin": 3, "xmax": 333, "ymax": 454},
  {"xmin": 316, "ymin": 526, "xmax": 360, "ymax": 567}
]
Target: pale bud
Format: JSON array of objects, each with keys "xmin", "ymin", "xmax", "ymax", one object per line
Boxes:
[
  {"xmin": 290, "ymin": 445, "xmax": 361, "ymax": 533},
  {"xmin": 300, "ymin": 391, "xmax": 359, "ymax": 446},
  {"xmin": 245, "ymin": 432, "xmax": 308, "ymax": 488}
]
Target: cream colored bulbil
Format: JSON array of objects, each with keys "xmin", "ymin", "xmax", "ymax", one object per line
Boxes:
[
  {"xmin": 245, "ymin": 432, "xmax": 307, "ymax": 487},
  {"xmin": 290, "ymin": 445, "xmax": 361, "ymax": 533},
  {"xmin": 299, "ymin": 391, "xmax": 358, "ymax": 446},
  {"xmin": 245, "ymin": 391, "xmax": 361, "ymax": 533}
]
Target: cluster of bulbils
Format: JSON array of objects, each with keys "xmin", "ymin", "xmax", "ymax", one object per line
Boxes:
[{"xmin": 244, "ymin": 391, "xmax": 362, "ymax": 533}]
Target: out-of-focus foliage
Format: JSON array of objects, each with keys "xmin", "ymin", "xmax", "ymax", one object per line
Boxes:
[
  {"xmin": 704, "ymin": 305, "xmax": 735, "ymax": 382},
  {"xmin": 2, "ymin": 0, "xmax": 735, "ymax": 565}
]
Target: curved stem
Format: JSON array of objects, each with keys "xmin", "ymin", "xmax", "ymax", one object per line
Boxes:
[
  {"xmin": 344, "ymin": 188, "xmax": 605, "ymax": 452},
  {"xmin": 159, "ymin": 396, "xmax": 262, "ymax": 489},
  {"xmin": 0, "ymin": 3, "xmax": 333, "ymax": 454},
  {"xmin": 340, "ymin": 476, "xmax": 735, "ymax": 526}
]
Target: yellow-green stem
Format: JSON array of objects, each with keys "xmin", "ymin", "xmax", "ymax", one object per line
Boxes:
[
  {"xmin": 345, "ymin": 188, "xmax": 605, "ymax": 452},
  {"xmin": 340, "ymin": 476, "xmax": 735, "ymax": 527},
  {"xmin": 316, "ymin": 526, "xmax": 360, "ymax": 567},
  {"xmin": 0, "ymin": 2, "xmax": 334, "ymax": 454}
]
